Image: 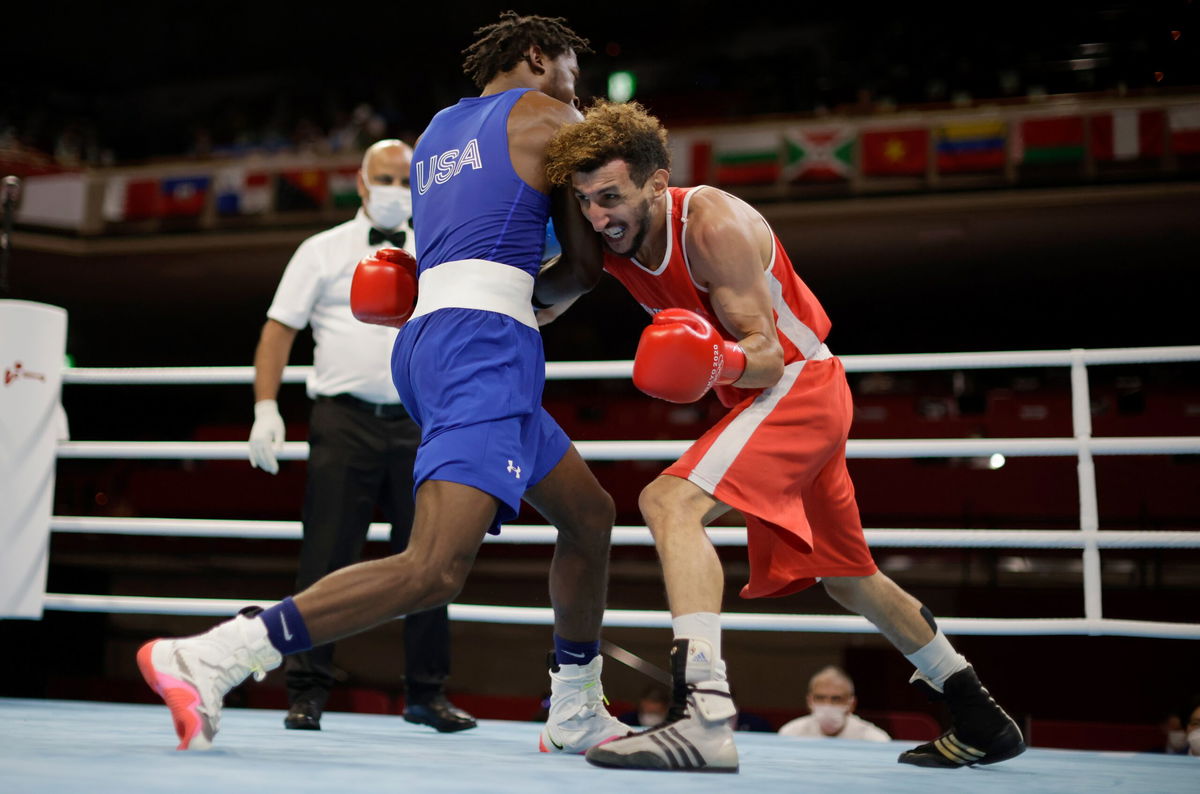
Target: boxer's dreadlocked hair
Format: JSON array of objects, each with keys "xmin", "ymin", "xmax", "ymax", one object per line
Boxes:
[
  {"xmin": 462, "ymin": 10, "xmax": 591, "ymax": 89},
  {"xmin": 545, "ymin": 100, "xmax": 671, "ymax": 187}
]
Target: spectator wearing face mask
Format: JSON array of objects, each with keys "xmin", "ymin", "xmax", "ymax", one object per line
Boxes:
[
  {"xmin": 1166, "ymin": 697, "xmax": 1200, "ymax": 756},
  {"xmin": 778, "ymin": 666, "xmax": 891, "ymax": 742}
]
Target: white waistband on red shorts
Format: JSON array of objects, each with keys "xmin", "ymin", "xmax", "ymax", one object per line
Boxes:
[{"xmin": 411, "ymin": 259, "xmax": 537, "ymax": 329}]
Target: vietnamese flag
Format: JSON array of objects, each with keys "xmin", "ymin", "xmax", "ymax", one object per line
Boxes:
[{"xmin": 861, "ymin": 129, "xmax": 928, "ymax": 175}]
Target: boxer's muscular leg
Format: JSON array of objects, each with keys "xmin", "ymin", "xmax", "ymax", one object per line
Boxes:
[
  {"xmin": 638, "ymin": 474, "xmax": 731, "ymax": 616},
  {"xmin": 524, "ymin": 445, "xmax": 615, "ymax": 641},
  {"xmin": 821, "ymin": 571, "xmax": 934, "ymax": 654},
  {"xmin": 293, "ymin": 479, "xmax": 495, "ymax": 645}
]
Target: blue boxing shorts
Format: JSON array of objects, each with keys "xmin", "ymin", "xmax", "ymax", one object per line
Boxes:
[{"xmin": 391, "ymin": 307, "xmax": 571, "ymax": 534}]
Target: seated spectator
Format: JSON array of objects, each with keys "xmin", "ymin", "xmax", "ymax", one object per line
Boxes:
[
  {"xmin": 1163, "ymin": 695, "xmax": 1200, "ymax": 755},
  {"xmin": 778, "ymin": 666, "xmax": 891, "ymax": 742},
  {"xmin": 619, "ymin": 684, "xmax": 670, "ymax": 728}
]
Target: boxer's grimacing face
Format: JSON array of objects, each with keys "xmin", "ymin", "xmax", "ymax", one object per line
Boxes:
[{"xmin": 570, "ymin": 160, "xmax": 660, "ymax": 258}]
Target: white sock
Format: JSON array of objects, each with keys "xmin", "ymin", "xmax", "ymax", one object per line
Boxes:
[
  {"xmin": 904, "ymin": 630, "xmax": 969, "ymax": 690},
  {"xmin": 672, "ymin": 612, "xmax": 727, "ymax": 682}
]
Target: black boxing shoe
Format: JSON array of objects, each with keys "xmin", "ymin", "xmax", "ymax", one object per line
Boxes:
[
  {"xmin": 898, "ymin": 666, "xmax": 1025, "ymax": 768},
  {"xmin": 403, "ymin": 692, "xmax": 478, "ymax": 733},
  {"xmin": 284, "ymin": 698, "xmax": 322, "ymax": 731}
]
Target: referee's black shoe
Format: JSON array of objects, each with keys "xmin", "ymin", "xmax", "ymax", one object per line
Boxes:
[
  {"xmin": 898, "ymin": 666, "xmax": 1025, "ymax": 768},
  {"xmin": 403, "ymin": 692, "xmax": 477, "ymax": 733},
  {"xmin": 284, "ymin": 698, "xmax": 322, "ymax": 730}
]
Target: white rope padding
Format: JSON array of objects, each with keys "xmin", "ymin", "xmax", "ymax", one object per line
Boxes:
[
  {"xmin": 53, "ymin": 436, "xmax": 1200, "ymax": 460},
  {"xmin": 49, "ymin": 344, "xmax": 1200, "ymax": 641},
  {"xmin": 58, "ymin": 344, "xmax": 1200, "ymax": 383},
  {"xmin": 49, "ymin": 517, "xmax": 1200, "ymax": 549},
  {"xmin": 38, "ymin": 594, "xmax": 1200, "ymax": 639}
]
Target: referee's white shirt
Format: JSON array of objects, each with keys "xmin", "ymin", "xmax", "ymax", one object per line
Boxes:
[{"xmin": 267, "ymin": 208, "xmax": 415, "ymax": 405}]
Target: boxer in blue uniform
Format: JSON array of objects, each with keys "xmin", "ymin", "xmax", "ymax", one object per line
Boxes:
[{"xmin": 137, "ymin": 12, "xmax": 629, "ymax": 756}]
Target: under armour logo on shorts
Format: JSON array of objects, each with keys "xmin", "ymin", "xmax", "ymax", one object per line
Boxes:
[{"xmin": 506, "ymin": 460, "xmax": 522, "ymax": 479}]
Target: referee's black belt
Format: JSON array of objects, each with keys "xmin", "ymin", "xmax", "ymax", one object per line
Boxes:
[{"xmin": 320, "ymin": 393, "xmax": 409, "ymax": 419}]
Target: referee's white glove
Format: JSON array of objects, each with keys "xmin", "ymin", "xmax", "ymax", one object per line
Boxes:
[{"xmin": 248, "ymin": 399, "xmax": 285, "ymax": 474}]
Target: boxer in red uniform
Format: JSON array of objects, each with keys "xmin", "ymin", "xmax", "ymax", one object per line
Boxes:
[{"xmin": 540, "ymin": 101, "xmax": 1025, "ymax": 773}]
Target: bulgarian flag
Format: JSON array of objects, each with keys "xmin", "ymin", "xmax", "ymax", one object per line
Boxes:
[
  {"xmin": 712, "ymin": 131, "xmax": 780, "ymax": 185},
  {"xmin": 784, "ymin": 126, "xmax": 855, "ymax": 182},
  {"xmin": 1090, "ymin": 109, "xmax": 1165, "ymax": 161},
  {"xmin": 1169, "ymin": 104, "xmax": 1200, "ymax": 155},
  {"xmin": 861, "ymin": 128, "xmax": 928, "ymax": 175},
  {"xmin": 1013, "ymin": 116, "xmax": 1084, "ymax": 164},
  {"xmin": 329, "ymin": 166, "xmax": 361, "ymax": 209}
]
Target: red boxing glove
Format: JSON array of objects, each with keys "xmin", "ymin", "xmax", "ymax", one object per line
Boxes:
[
  {"xmin": 632, "ymin": 308, "xmax": 747, "ymax": 404},
  {"xmin": 350, "ymin": 248, "xmax": 418, "ymax": 327}
]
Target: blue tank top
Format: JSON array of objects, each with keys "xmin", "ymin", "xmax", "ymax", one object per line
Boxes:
[{"xmin": 411, "ymin": 88, "xmax": 550, "ymax": 278}]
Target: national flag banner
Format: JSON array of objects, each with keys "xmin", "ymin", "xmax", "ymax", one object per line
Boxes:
[
  {"xmin": 215, "ymin": 168, "xmax": 271, "ymax": 215},
  {"xmin": 712, "ymin": 131, "xmax": 781, "ymax": 185},
  {"xmin": 123, "ymin": 178, "xmax": 163, "ymax": 221},
  {"xmin": 689, "ymin": 139, "xmax": 713, "ymax": 186},
  {"xmin": 329, "ymin": 166, "xmax": 361, "ymax": 209},
  {"xmin": 936, "ymin": 120, "xmax": 1007, "ymax": 173},
  {"xmin": 160, "ymin": 175, "xmax": 210, "ymax": 217},
  {"xmin": 783, "ymin": 126, "xmax": 855, "ymax": 182},
  {"xmin": 1168, "ymin": 103, "xmax": 1200, "ymax": 155},
  {"xmin": 1014, "ymin": 116, "xmax": 1084, "ymax": 165},
  {"xmin": 276, "ymin": 169, "xmax": 328, "ymax": 211},
  {"xmin": 861, "ymin": 128, "xmax": 929, "ymax": 176},
  {"xmin": 666, "ymin": 133, "xmax": 706, "ymax": 185},
  {"xmin": 1090, "ymin": 109, "xmax": 1165, "ymax": 161}
]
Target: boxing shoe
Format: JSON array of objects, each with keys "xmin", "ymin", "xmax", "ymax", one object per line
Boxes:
[
  {"xmin": 898, "ymin": 665, "xmax": 1025, "ymax": 768},
  {"xmin": 539, "ymin": 653, "xmax": 631, "ymax": 754},
  {"xmin": 585, "ymin": 639, "xmax": 739, "ymax": 773},
  {"xmin": 404, "ymin": 691, "xmax": 478, "ymax": 733},
  {"xmin": 137, "ymin": 608, "xmax": 282, "ymax": 750}
]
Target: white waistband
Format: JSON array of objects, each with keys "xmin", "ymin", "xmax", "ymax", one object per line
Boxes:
[
  {"xmin": 411, "ymin": 259, "xmax": 537, "ymax": 329},
  {"xmin": 807, "ymin": 342, "xmax": 832, "ymax": 361}
]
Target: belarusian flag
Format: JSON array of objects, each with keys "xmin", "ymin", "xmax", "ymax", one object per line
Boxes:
[
  {"xmin": 1169, "ymin": 104, "xmax": 1200, "ymax": 155},
  {"xmin": 329, "ymin": 166, "xmax": 361, "ymax": 209},
  {"xmin": 784, "ymin": 126, "xmax": 855, "ymax": 182},
  {"xmin": 712, "ymin": 131, "xmax": 780, "ymax": 185},
  {"xmin": 861, "ymin": 128, "xmax": 928, "ymax": 175},
  {"xmin": 1014, "ymin": 116, "xmax": 1084, "ymax": 164},
  {"xmin": 1090, "ymin": 109, "xmax": 1165, "ymax": 161}
]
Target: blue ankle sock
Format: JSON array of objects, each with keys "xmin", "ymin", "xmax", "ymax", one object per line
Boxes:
[
  {"xmin": 259, "ymin": 597, "xmax": 312, "ymax": 655},
  {"xmin": 554, "ymin": 635, "xmax": 599, "ymax": 666}
]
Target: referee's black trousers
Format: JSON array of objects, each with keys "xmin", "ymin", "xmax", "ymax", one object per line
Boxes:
[{"xmin": 285, "ymin": 396, "xmax": 451, "ymax": 707}]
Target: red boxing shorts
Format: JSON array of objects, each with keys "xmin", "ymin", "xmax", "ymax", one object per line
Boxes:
[{"xmin": 663, "ymin": 357, "xmax": 877, "ymax": 598}]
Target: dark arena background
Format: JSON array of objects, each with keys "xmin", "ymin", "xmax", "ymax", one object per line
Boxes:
[{"xmin": 1, "ymin": 2, "xmax": 1198, "ymax": 790}]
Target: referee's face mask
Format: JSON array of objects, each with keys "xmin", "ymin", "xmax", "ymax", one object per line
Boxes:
[{"xmin": 363, "ymin": 180, "xmax": 411, "ymax": 231}]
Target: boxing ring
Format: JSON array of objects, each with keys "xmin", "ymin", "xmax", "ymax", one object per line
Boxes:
[{"xmin": 4, "ymin": 344, "xmax": 1198, "ymax": 791}]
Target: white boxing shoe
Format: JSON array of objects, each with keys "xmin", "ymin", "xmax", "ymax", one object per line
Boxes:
[
  {"xmin": 585, "ymin": 639, "xmax": 739, "ymax": 773},
  {"xmin": 137, "ymin": 609, "xmax": 282, "ymax": 750},
  {"xmin": 539, "ymin": 653, "xmax": 631, "ymax": 754}
]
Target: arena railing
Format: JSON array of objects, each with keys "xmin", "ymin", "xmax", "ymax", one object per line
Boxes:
[{"xmin": 47, "ymin": 344, "xmax": 1200, "ymax": 640}]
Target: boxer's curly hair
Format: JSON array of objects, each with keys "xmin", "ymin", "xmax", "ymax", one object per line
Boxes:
[
  {"xmin": 462, "ymin": 11, "xmax": 591, "ymax": 89},
  {"xmin": 545, "ymin": 100, "xmax": 671, "ymax": 187}
]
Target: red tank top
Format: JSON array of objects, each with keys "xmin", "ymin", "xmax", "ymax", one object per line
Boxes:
[{"xmin": 603, "ymin": 186, "xmax": 832, "ymax": 406}]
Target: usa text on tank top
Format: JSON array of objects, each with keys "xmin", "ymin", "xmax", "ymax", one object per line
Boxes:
[
  {"xmin": 602, "ymin": 186, "xmax": 832, "ymax": 404},
  {"xmin": 411, "ymin": 88, "xmax": 550, "ymax": 278}
]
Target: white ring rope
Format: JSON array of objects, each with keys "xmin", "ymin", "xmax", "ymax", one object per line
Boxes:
[
  {"xmin": 48, "ymin": 517, "xmax": 1200, "ymax": 549},
  {"xmin": 54, "ymin": 436, "xmax": 1200, "ymax": 460},
  {"xmin": 59, "ymin": 344, "xmax": 1200, "ymax": 383},
  {"xmin": 48, "ymin": 344, "xmax": 1200, "ymax": 640}
]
